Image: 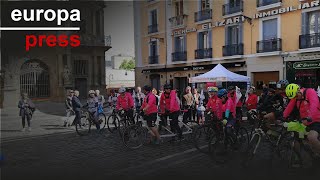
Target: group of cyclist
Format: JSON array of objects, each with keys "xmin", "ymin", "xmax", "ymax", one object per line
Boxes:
[{"xmin": 65, "ymin": 79, "xmax": 320, "ymax": 155}]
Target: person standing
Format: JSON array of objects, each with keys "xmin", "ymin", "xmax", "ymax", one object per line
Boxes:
[
  {"xmin": 182, "ymin": 86, "xmax": 194, "ymax": 123},
  {"xmin": 18, "ymin": 93, "xmax": 35, "ymax": 132},
  {"xmin": 193, "ymin": 88, "xmax": 200, "ymax": 122},
  {"xmin": 246, "ymin": 86, "xmax": 258, "ymax": 111},
  {"xmin": 141, "ymin": 85, "xmax": 160, "ymax": 144},
  {"xmin": 86, "ymin": 90, "xmax": 100, "ymax": 130},
  {"xmin": 64, "ymin": 89, "xmax": 74, "ymax": 127},
  {"xmin": 72, "ymin": 90, "xmax": 83, "ymax": 127},
  {"xmin": 134, "ymin": 86, "xmax": 145, "ymax": 112},
  {"xmin": 95, "ymin": 90, "xmax": 105, "ymax": 114}
]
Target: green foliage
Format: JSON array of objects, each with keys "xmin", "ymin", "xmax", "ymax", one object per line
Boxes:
[{"xmin": 119, "ymin": 59, "xmax": 135, "ymax": 70}]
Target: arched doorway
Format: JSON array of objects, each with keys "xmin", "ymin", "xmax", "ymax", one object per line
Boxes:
[{"xmin": 20, "ymin": 60, "xmax": 50, "ymax": 98}]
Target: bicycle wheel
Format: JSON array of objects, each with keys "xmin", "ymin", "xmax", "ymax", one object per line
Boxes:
[
  {"xmin": 236, "ymin": 127, "xmax": 249, "ymax": 153},
  {"xmin": 242, "ymin": 134, "xmax": 260, "ymax": 167},
  {"xmin": 97, "ymin": 113, "xmax": 107, "ymax": 130},
  {"xmin": 277, "ymin": 132, "xmax": 301, "ymax": 168},
  {"xmin": 184, "ymin": 121, "xmax": 199, "ymax": 143},
  {"xmin": 107, "ymin": 115, "xmax": 120, "ymax": 133},
  {"xmin": 192, "ymin": 124, "xmax": 211, "ymax": 154},
  {"xmin": 122, "ymin": 125, "xmax": 146, "ymax": 150},
  {"xmin": 76, "ymin": 115, "xmax": 91, "ymax": 136}
]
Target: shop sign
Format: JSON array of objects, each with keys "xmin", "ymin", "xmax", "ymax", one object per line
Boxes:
[
  {"xmin": 171, "ymin": 28, "xmax": 197, "ymax": 36},
  {"xmin": 253, "ymin": 1, "xmax": 320, "ymax": 19},
  {"xmin": 293, "ymin": 60, "xmax": 320, "ymax": 69},
  {"xmin": 173, "ymin": 0, "xmax": 319, "ymax": 32}
]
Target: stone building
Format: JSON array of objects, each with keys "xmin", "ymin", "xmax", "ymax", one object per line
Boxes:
[{"xmin": 0, "ymin": 1, "xmax": 111, "ymax": 107}]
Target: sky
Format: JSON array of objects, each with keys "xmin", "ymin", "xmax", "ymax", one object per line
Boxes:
[{"xmin": 104, "ymin": 1, "xmax": 135, "ymax": 61}]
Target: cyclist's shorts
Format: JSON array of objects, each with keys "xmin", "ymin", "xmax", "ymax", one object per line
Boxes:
[
  {"xmin": 145, "ymin": 113, "xmax": 157, "ymax": 127},
  {"xmin": 308, "ymin": 122, "xmax": 320, "ymax": 134}
]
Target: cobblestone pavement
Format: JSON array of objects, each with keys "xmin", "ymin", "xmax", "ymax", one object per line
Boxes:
[{"xmin": 1, "ymin": 128, "xmax": 319, "ymax": 180}]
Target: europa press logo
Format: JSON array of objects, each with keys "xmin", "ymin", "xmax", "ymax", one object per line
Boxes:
[{"xmin": 1, "ymin": 7, "xmax": 81, "ymax": 51}]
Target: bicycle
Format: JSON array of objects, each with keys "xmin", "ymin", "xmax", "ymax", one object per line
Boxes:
[
  {"xmin": 106, "ymin": 105, "xmax": 121, "ymax": 133},
  {"xmin": 206, "ymin": 116, "xmax": 249, "ymax": 159},
  {"xmin": 282, "ymin": 118, "xmax": 320, "ymax": 169},
  {"xmin": 75, "ymin": 108, "xmax": 106, "ymax": 136},
  {"xmin": 242, "ymin": 115, "xmax": 289, "ymax": 167},
  {"xmin": 122, "ymin": 111, "xmax": 198, "ymax": 150}
]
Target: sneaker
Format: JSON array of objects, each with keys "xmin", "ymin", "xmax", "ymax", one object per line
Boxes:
[
  {"xmin": 28, "ymin": 127, "xmax": 32, "ymax": 131},
  {"xmin": 21, "ymin": 128, "xmax": 25, "ymax": 132}
]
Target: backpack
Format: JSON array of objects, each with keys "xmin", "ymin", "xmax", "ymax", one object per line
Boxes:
[{"xmin": 146, "ymin": 94, "xmax": 159, "ymax": 106}]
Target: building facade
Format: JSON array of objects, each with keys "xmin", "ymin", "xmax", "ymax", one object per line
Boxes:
[
  {"xmin": 1, "ymin": 1, "xmax": 111, "ymax": 107},
  {"xmin": 134, "ymin": 0, "xmax": 320, "ymax": 92}
]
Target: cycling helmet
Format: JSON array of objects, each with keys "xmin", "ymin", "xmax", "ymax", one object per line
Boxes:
[
  {"xmin": 143, "ymin": 85, "xmax": 152, "ymax": 92},
  {"xmin": 163, "ymin": 84, "xmax": 172, "ymax": 90},
  {"xmin": 277, "ymin": 80, "xmax": 289, "ymax": 89},
  {"xmin": 249, "ymin": 86, "xmax": 255, "ymax": 90},
  {"xmin": 278, "ymin": 80, "xmax": 289, "ymax": 86},
  {"xmin": 88, "ymin": 90, "xmax": 95, "ymax": 94},
  {"xmin": 217, "ymin": 89, "xmax": 228, "ymax": 98},
  {"xmin": 119, "ymin": 87, "xmax": 126, "ymax": 93},
  {"xmin": 285, "ymin": 83, "xmax": 300, "ymax": 99},
  {"xmin": 207, "ymin": 86, "xmax": 218, "ymax": 92}
]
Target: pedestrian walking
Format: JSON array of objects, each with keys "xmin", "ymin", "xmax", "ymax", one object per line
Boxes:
[
  {"xmin": 18, "ymin": 93, "xmax": 35, "ymax": 132},
  {"xmin": 72, "ymin": 90, "xmax": 83, "ymax": 127},
  {"xmin": 64, "ymin": 89, "xmax": 74, "ymax": 127}
]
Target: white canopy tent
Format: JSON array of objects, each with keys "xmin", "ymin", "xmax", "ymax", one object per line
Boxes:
[{"xmin": 189, "ymin": 63, "xmax": 250, "ymax": 83}]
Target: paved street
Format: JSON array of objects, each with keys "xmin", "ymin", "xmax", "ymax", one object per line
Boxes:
[
  {"xmin": 1, "ymin": 127, "xmax": 320, "ymax": 180},
  {"xmin": 1, "ymin": 102, "xmax": 319, "ymax": 180}
]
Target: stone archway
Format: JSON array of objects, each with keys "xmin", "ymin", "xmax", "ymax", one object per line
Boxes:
[{"xmin": 20, "ymin": 60, "xmax": 50, "ymax": 98}]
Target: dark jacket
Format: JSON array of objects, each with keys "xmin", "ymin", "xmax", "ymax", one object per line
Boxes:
[
  {"xmin": 72, "ymin": 96, "xmax": 83, "ymax": 112},
  {"xmin": 258, "ymin": 93, "xmax": 284, "ymax": 113},
  {"xmin": 18, "ymin": 98, "xmax": 35, "ymax": 116}
]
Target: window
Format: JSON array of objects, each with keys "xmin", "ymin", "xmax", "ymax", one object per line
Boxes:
[
  {"xmin": 63, "ymin": 54, "xmax": 68, "ymax": 66},
  {"xmin": 174, "ymin": 36, "xmax": 186, "ymax": 52},
  {"xmin": 73, "ymin": 60, "xmax": 88, "ymax": 76},
  {"xmin": 201, "ymin": 0, "xmax": 210, "ymax": 10},
  {"xmin": 198, "ymin": 31, "xmax": 211, "ymax": 49},
  {"xmin": 96, "ymin": 11, "xmax": 101, "ymax": 36},
  {"xmin": 149, "ymin": 9, "xmax": 157, "ymax": 25},
  {"xmin": 308, "ymin": 11, "xmax": 320, "ymax": 34},
  {"xmin": 150, "ymin": 40, "xmax": 158, "ymax": 56},
  {"xmin": 226, "ymin": 25, "xmax": 241, "ymax": 45},
  {"xmin": 175, "ymin": 1, "xmax": 184, "ymax": 16},
  {"xmin": 262, "ymin": 18, "xmax": 278, "ymax": 40}
]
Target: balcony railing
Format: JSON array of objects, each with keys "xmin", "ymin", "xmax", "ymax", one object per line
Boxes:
[
  {"xmin": 172, "ymin": 51, "xmax": 187, "ymax": 61},
  {"xmin": 148, "ymin": 55, "xmax": 159, "ymax": 64},
  {"xmin": 169, "ymin": 15, "xmax": 187, "ymax": 28},
  {"xmin": 257, "ymin": 38, "xmax": 282, "ymax": 53},
  {"xmin": 223, "ymin": 1, "xmax": 243, "ymax": 16},
  {"xmin": 257, "ymin": 0, "xmax": 281, "ymax": 7},
  {"xmin": 148, "ymin": 24, "xmax": 158, "ymax": 34},
  {"xmin": 223, "ymin": 43, "xmax": 244, "ymax": 56},
  {"xmin": 299, "ymin": 33, "xmax": 320, "ymax": 49},
  {"xmin": 195, "ymin": 48, "xmax": 212, "ymax": 59},
  {"xmin": 194, "ymin": 9, "xmax": 212, "ymax": 22}
]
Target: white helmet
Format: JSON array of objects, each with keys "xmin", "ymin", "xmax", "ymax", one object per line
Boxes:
[
  {"xmin": 88, "ymin": 90, "xmax": 95, "ymax": 94},
  {"xmin": 119, "ymin": 87, "xmax": 126, "ymax": 93}
]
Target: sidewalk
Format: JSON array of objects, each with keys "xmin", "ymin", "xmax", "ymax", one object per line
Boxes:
[{"xmin": 1, "ymin": 101, "xmax": 113, "ymax": 140}]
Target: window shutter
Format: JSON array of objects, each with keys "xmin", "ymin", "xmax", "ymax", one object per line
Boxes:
[
  {"xmin": 239, "ymin": 23, "xmax": 243, "ymax": 43},
  {"xmin": 209, "ymin": 30, "xmax": 212, "ymax": 48},
  {"xmin": 301, "ymin": 12, "xmax": 308, "ymax": 35},
  {"xmin": 225, "ymin": 27, "xmax": 229, "ymax": 45}
]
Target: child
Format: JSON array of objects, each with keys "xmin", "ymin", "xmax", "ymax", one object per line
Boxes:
[{"xmin": 197, "ymin": 101, "xmax": 206, "ymax": 125}]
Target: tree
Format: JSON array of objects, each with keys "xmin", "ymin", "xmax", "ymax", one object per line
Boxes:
[{"xmin": 119, "ymin": 59, "xmax": 135, "ymax": 70}]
